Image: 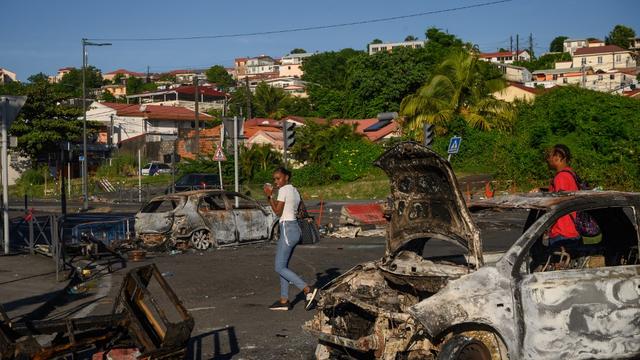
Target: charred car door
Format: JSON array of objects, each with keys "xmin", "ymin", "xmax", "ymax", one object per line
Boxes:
[
  {"xmin": 136, "ymin": 197, "xmax": 183, "ymax": 234},
  {"xmin": 517, "ymin": 206, "xmax": 640, "ymax": 359},
  {"xmin": 225, "ymin": 193, "xmax": 269, "ymax": 242},
  {"xmin": 197, "ymin": 193, "xmax": 237, "ymax": 245}
]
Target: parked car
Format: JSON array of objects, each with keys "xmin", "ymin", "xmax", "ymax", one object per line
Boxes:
[
  {"xmin": 135, "ymin": 190, "xmax": 278, "ymax": 251},
  {"xmin": 167, "ymin": 173, "xmax": 221, "ymax": 193},
  {"xmin": 305, "ymin": 142, "xmax": 640, "ymax": 360},
  {"xmin": 141, "ymin": 162, "xmax": 172, "ymax": 176}
]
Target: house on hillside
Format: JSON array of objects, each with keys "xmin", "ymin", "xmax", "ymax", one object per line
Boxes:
[
  {"xmin": 87, "ymin": 102, "xmax": 213, "ymax": 162},
  {"xmin": 492, "ymin": 82, "xmax": 542, "ymax": 102},
  {"xmin": 493, "ymin": 63, "xmax": 532, "ymax": 83},
  {"xmin": 479, "ymin": 50, "xmax": 530, "ymax": 64},
  {"xmin": 103, "ymin": 69, "xmax": 146, "ymax": 82},
  {"xmin": 332, "ymin": 118, "xmax": 400, "ymax": 142},
  {"xmin": 279, "ymin": 52, "xmax": 314, "ymax": 78},
  {"xmin": 368, "ymin": 40, "xmax": 426, "ymax": 55},
  {"xmin": 0, "ymin": 68, "xmax": 17, "ymax": 84},
  {"xmin": 48, "ymin": 67, "xmax": 74, "ymax": 83},
  {"xmin": 125, "ymin": 85, "xmax": 228, "ymax": 112},
  {"xmin": 572, "ymin": 45, "xmax": 636, "ymax": 71}
]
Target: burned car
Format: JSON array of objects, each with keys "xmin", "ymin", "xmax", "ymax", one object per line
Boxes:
[
  {"xmin": 135, "ymin": 190, "xmax": 278, "ymax": 251},
  {"xmin": 305, "ymin": 142, "xmax": 640, "ymax": 360}
]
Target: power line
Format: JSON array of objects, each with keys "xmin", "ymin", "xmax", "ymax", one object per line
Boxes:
[{"xmin": 88, "ymin": 0, "xmax": 513, "ymax": 42}]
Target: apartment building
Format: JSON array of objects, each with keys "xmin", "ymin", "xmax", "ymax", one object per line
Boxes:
[
  {"xmin": 478, "ymin": 50, "xmax": 531, "ymax": 64},
  {"xmin": 0, "ymin": 68, "xmax": 17, "ymax": 84},
  {"xmin": 572, "ymin": 45, "xmax": 636, "ymax": 71},
  {"xmin": 368, "ymin": 40, "xmax": 425, "ymax": 55}
]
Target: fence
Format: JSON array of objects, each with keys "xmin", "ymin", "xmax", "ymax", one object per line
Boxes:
[
  {"xmin": 9, "ymin": 214, "xmax": 64, "ymax": 281},
  {"xmin": 70, "ymin": 217, "xmax": 134, "ymax": 247}
]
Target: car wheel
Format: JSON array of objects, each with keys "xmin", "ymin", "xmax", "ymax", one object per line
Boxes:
[
  {"xmin": 190, "ymin": 229, "xmax": 212, "ymax": 250},
  {"xmin": 437, "ymin": 335, "xmax": 492, "ymax": 360},
  {"xmin": 269, "ymin": 223, "xmax": 280, "ymax": 244}
]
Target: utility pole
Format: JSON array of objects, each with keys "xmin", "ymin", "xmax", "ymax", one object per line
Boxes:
[
  {"xmin": 233, "ymin": 116, "xmax": 239, "ymax": 208},
  {"xmin": 109, "ymin": 113, "xmax": 114, "ymax": 148},
  {"xmin": 194, "ymin": 77, "xmax": 200, "ymax": 156},
  {"xmin": 510, "ymin": 36, "xmax": 513, "ymax": 52},
  {"xmin": 528, "ymin": 33, "xmax": 534, "ymax": 60},
  {"xmin": 516, "ymin": 34, "xmax": 520, "ymax": 58},
  {"xmin": 146, "ymin": 65, "xmax": 150, "ymax": 83},
  {"xmin": 244, "ymin": 77, "xmax": 252, "ymax": 120}
]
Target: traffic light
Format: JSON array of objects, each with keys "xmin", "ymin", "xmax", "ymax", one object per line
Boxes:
[
  {"xmin": 423, "ymin": 123, "xmax": 435, "ymax": 147},
  {"xmin": 283, "ymin": 120, "xmax": 296, "ymax": 149}
]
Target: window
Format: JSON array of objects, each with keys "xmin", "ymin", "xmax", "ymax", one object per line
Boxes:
[
  {"xmin": 563, "ymin": 78, "xmax": 568, "ymax": 84},
  {"xmin": 598, "ymin": 74, "xmax": 603, "ymax": 81},
  {"xmin": 226, "ymin": 194, "xmax": 260, "ymax": 210},
  {"xmin": 199, "ymin": 194, "xmax": 226, "ymax": 211},
  {"xmin": 597, "ymin": 56, "xmax": 603, "ymax": 64},
  {"xmin": 616, "ymin": 54, "xmax": 621, "ymax": 62},
  {"xmin": 553, "ymin": 74, "xmax": 558, "ymax": 80},
  {"xmin": 581, "ymin": 58, "xmax": 587, "ymax": 65},
  {"xmin": 610, "ymin": 74, "xmax": 615, "ymax": 80},
  {"xmin": 525, "ymin": 206, "xmax": 639, "ymax": 274},
  {"xmin": 141, "ymin": 198, "xmax": 181, "ymax": 213}
]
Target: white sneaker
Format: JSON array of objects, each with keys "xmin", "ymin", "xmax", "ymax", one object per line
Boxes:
[{"xmin": 305, "ymin": 288, "xmax": 319, "ymax": 310}]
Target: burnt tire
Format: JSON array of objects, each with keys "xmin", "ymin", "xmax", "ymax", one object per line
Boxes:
[
  {"xmin": 437, "ymin": 336, "xmax": 492, "ymax": 360},
  {"xmin": 190, "ymin": 229, "xmax": 212, "ymax": 250},
  {"xmin": 269, "ymin": 223, "xmax": 280, "ymax": 244}
]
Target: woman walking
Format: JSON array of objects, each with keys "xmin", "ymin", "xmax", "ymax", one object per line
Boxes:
[{"xmin": 264, "ymin": 167, "xmax": 317, "ymax": 311}]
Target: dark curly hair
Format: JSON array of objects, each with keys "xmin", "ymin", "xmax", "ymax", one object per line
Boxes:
[
  {"xmin": 273, "ymin": 166, "xmax": 292, "ymax": 179},
  {"xmin": 549, "ymin": 144, "xmax": 572, "ymax": 163}
]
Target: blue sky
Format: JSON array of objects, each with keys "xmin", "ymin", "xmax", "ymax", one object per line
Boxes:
[{"xmin": 2, "ymin": 0, "xmax": 638, "ymax": 81}]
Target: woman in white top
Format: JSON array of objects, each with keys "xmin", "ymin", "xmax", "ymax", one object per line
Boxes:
[{"xmin": 263, "ymin": 167, "xmax": 318, "ymax": 311}]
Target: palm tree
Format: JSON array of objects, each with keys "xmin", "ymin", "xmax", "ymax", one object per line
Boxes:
[
  {"xmin": 400, "ymin": 50, "xmax": 515, "ymax": 140},
  {"xmin": 253, "ymin": 82, "xmax": 287, "ymax": 118}
]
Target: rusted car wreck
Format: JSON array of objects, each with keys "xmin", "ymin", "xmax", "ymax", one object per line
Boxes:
[
  {"xmin": 0, "ymin": 264, "xmax": 194, "ymax": 359},
  {"xmin": 305, "ymin": 142, "xmax": 640, "ymax": 359},
  {"xmin": 136, "ymin": 190, "xmax": 278, "ymax": 251}
]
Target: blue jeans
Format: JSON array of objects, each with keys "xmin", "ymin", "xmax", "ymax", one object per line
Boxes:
[{"xmin": 275, "ymin": 221, "xmax": 306, "ymax": 299}]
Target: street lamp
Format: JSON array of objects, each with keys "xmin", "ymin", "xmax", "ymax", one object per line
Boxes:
[{"xmin": 82, "ymin": 38, "xmax": 111, "ymax": 210}]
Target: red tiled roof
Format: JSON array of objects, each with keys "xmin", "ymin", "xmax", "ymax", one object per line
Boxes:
[
  {"xmin": 573, "ymin": 45, "xmax": 627, "ymax": 56},
  {"xmin": 623, "ymin": 89, "xmax": 640, "ymax": 98},
  {"xmin": 58, "ymin": 67, "xmax": 75, "ymax": 71},
  {"xmin": 506, "ymin": 82, "xmax": 544, "ymax": 94},
  {"xmin": 244, "ymin": 125, "xmax": 282, "ymax": 139},
  {"xmin": 101, "ymin": 103, "xmax": 213, "ymax": 121},
  {"xmin": 105, "ymin": 68, "xmax": 145, "ymax": 76},
  {"xmin": 588, "ymin": 39, "xmax": 604, "ymax": 43},
  {"xmin": 245, "ymin": 118, "xmax": 282, "ymax": 127},
  {"xmin": 479, "ymin": 50, "xmax": 527, "ymax": 58},
  {"xmin": 331, "ymin": 118, "xmax": 399, "ymax": 142}
]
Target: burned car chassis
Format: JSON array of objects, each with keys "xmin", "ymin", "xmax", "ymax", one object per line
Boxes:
[
  {"xmin": 0, "ymin": 264, "xmax": 194, "ymax": 359},
  {"xmin": 305, "ymin": 142, "xmax": 640, "ymax": 360}
]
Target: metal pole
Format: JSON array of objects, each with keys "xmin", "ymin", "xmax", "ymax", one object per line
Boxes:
[
  {"xmin": 82, "ymin": 39, "xmax": 88, "ymax": 210},
  {"xmin": 233, "ymin": 116, "xmax": 239, "ymax": 208},
  {"xmin": 171, "ymin": 139, "xmax": 176, "ymax": 193},
  {"xmin": 282, "ymin": 119, "xmax": 288, "ymax": 168},
  {"xmin": 138, "ymin": 149, "xmax": 142, "ymax": 202},
  {"xmin": 194, "ymin": 77, "xmax": 200, "ymax": 156},
  {"xmin": 1, "ymin": 99, "xmax": 9, "ymax": 254}
]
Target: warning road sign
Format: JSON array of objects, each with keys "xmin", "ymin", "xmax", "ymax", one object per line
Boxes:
[{"xmin": 213, "ymin": 145, "xmax": 227, "ymax": 161}]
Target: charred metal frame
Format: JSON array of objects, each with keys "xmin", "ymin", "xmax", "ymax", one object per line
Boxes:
[{"xmin": 0, "ymin": 264, "xmax": 194, "ymax": 359}]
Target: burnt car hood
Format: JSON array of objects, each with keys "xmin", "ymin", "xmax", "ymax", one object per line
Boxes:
[{"xmin": 374, "ymin": 142, "xmax": 483, "ymax": 265}]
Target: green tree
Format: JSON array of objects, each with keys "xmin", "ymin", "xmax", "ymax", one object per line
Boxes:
[
  {"xmin": 57, "ymin": 66, "xmax": 103, "ymax": 98},
  {"xmin": 279, "ymin": 96, "xmax": 312, "ymax": 117},
  {"xmin": 549, "ymin": 36, "xmax": 568, "ymax": 52},
  {"xmin": 370, "ymin": 38, "xmax": 383, "ymax": 44},
  {"xmin": 4, "ymin": 77, "xmax": 90, "ymax": 159},
  {"xmin": 205, "ymin": 65, "xmax": 235, "ymax": 90},
  {"xmin": 228, "ymin": 86, "xmax": 250, "ymax": 117},
  {"xmin": 100, "ymin": 90, "xmax": 117, "ymax": 102},
  {"xmin": 404, "ymin": 35, "xmax": 418, "ymax": 41},
  {"xmin": 605, "ymin": 24, "xmax": 636, "ymax": 49},
  {"xmin": 290, "ymin": 48, "xmax": 307, "ymax": 54},
  {"xmin": 112, "ymin": 73, "xmax": 126, "ymax": 84},
  {"xmin": 253, "ymin": 82, "xmax": 287, "ymax": 118},
  {"xmin": 513, "ymin": 52, "xmax": 571, "ymax": 72},
  {"xmin": 400, "ymin": 50, "xmax": 514, "ymax": 139},
  {"xmin": 425, "ymin": 27, "xmax": 465, "ymax": 48},
  {"xmin": 239, "ymin": 144, "xmax": 282, "ymax": 182},
  {"xmin": 27, "ymin": 73, "xmax": 49, "ymax": 84},
  {"xmin": 290, "ymin": 120, "xmax": 361, "ymax": 165},
  {"xmin": 126, "ymin": 76, "xmax": 156, "ymax": 95}
]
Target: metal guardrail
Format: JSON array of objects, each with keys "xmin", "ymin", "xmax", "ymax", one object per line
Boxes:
[{"xmin": 70, "ymin": 217, "xmax": 135, "ymax": 247}]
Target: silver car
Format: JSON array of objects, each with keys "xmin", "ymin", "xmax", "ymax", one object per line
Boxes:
[
  {"xmin": 305, "ymin": 142, "xmax": 640, "ymax": 360},
  {"xmin": 135, "ymin": 190, "xmax": 278, "ymax": 251}
]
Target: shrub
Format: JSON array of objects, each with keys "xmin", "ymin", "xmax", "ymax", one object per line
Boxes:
[
  {"xmin": 96, "ymin": 154, "xmax": 137, "ymax": 178},
  {"xmin": 329, "ymin": 140, "xmax": 384, "ymax": 181},
  {"xmin": 292, "ymin": 164, "xmax": 337, "ymax": 186}
]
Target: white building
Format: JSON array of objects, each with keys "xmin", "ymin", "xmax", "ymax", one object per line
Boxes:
[
  {"xmin": 478, "ymin": 50, "xmax": 531, "ymax": 64},
  {"xmin": 572, "ymin": 45, "xmax": 636, "ymax": 72},
  {"xmin": 563, "ymin": 39, "xmax": 588, "ymax": 55},
  {"xmin": 245, "ymin": 56, "xmax": 279, "ymax": 77},
  {"xmin": 0, "ymin": 68, "xmax": 17, "ymax": 84},
  {"xmin": 368, "ymin": 40, "xmax": 426, "ymax": 55},
  {"xmin": 279, "ymin": 52, "xmax": 314, "ymax": 78}
]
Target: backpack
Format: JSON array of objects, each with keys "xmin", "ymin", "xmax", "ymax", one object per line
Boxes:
[{"xmin": 559, "ymin": 170, "xmax": 601, "ymax": 237}]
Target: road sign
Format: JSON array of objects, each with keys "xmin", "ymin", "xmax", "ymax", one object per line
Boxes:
[
  {"xmin": 448, "ymin": 136, "xmax": 462, "ymax": 154},
  {"xmin": 213, "ymin": 145, "xmax": 227, "ymax": 161},
  {"xmin": 79, "ymin": 155, "xmax": 85, "ymax": 162}
]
